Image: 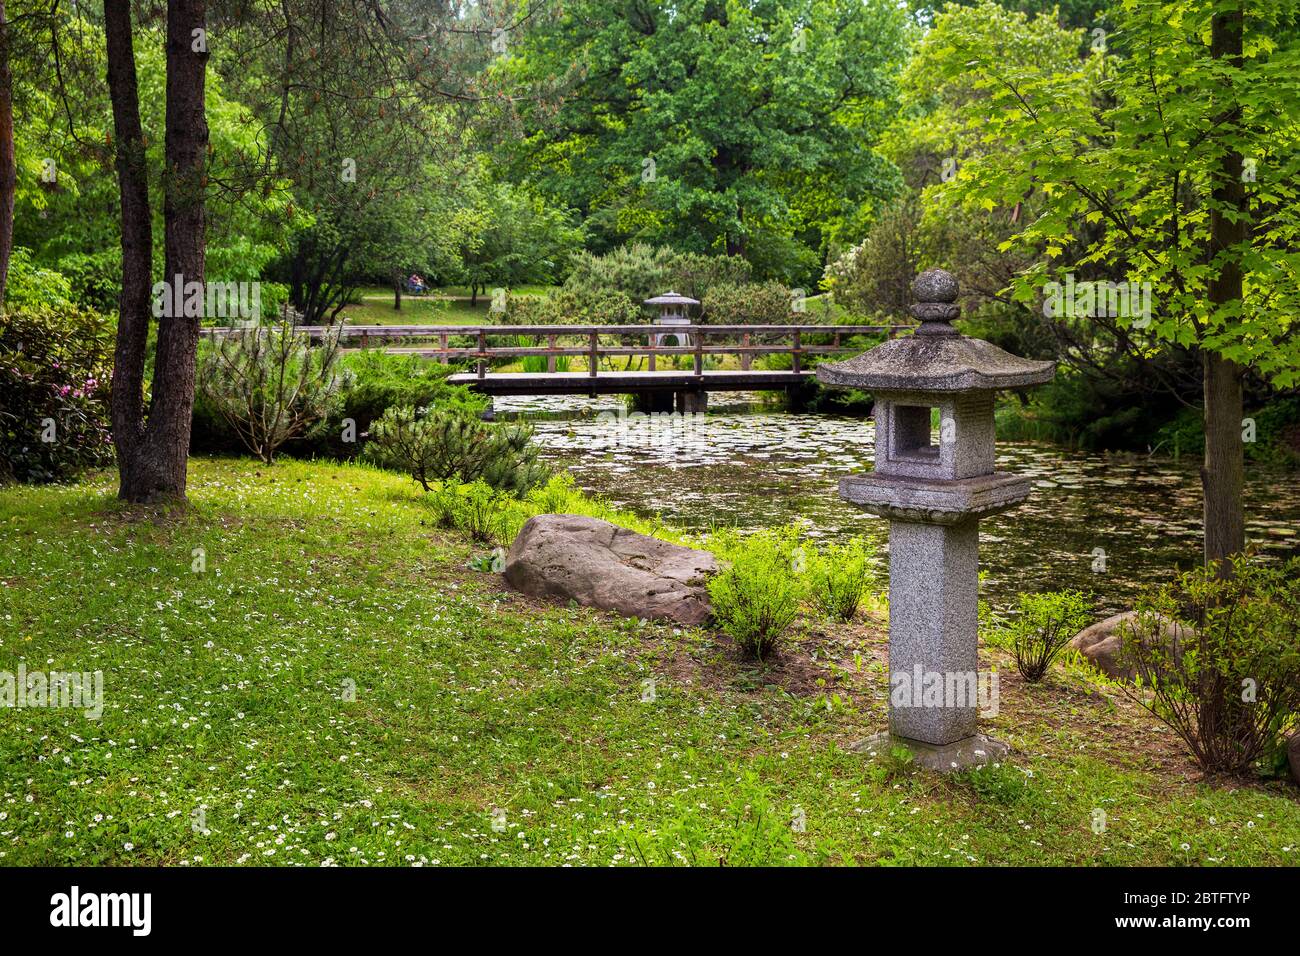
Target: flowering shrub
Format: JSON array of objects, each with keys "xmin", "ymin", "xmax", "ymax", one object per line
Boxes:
[{"xmin": 0, "ymin": 306, "xmax": 115, "ymax": 484}]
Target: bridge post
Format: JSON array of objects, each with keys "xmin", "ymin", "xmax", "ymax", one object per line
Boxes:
[
  {"xmin": 477, "ymin": 330, "xmax": 486, "ymax": 378},
  {"xmin": 547, "ymin": 334, "xmax": 557, "ymax": 373},
  {"xmin": 588, "ymin": 331, "xmax": 598, "ymax": 378},
  {"xmin": 674, "ymin": 389, "xmax": 707, "ymax": 414},
  {"xmin": 740, "ymin": 332, "xmax": 752, "ymax": 371},
  {"xmin": 792, "ymin": 329, "xmax": 802, "ymax": 374},
  {"xmin": 693, "ymin": 330, "xmax": 703, "ymax": 376}
]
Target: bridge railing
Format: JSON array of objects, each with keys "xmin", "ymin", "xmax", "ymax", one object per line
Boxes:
[{"xmin": 200, "ymin": 322, "xmax": 910, "ymax": 378}]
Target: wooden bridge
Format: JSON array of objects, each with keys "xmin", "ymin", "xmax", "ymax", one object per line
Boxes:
[{"xmin": 201, "ymin": 322, "xmax": 907, "ymax": 408}]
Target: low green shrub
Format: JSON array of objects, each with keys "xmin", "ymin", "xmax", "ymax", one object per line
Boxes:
[
  {"xmin": 0, "ymin": 305, "xmax": 114, "ymax": 484},
  {"xmin": 197, "ymin": 319, "xmax": 344, "ymax": 463},
  {"xmin": 1008, "ymin": 590, "xmax": 1092, "ymax": 682},
  {"xmin": 808, "ymin": 538, "xmax": 875, "ymax": 621},
  {"xmin": 1123, "ymin": 556, "xmax": 1300, "ymax": 776},
  {"xmin": 191, "ymin": 347, "xmax": 478, "ymax": 460},
  {"xmin": 563, "ymin": 243, "xmax": 751, "ymax": 303},
  {"xmin": 366, "ymin": 405, "xmax": 549, "ymax": 495},
  {"xmin": 707, "ymin": 527, "xmax": 806, "ymax": 659},
  {"xmin": 525, "ymin": 472, "xmax": 581, "ymax": 513},
  {"xmin": 455, "ymin": 480, "xmax": 504, "ymax": 543},
  {"xmin": 427, "ymin": 482, "xmax": 461, "ymax": 528},
  {"xmin": 492, "ymin": 501, "xmax": 530, "ymax": 547}
]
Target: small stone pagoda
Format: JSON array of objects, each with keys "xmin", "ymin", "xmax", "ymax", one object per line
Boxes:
[
  {"xmin": 817, "ymin": 269, "xmax": 1054, "ymax": 770},
  {"xmin": 644, "ymin": 291, "xmax": 698, "ymax": 349}
]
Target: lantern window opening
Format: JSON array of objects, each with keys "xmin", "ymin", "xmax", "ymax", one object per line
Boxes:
[{"xmin": 892, "ymin": 403, "xmax": 943, "ymax": 463}]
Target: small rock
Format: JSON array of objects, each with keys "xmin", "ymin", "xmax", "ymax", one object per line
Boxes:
[
  {"xmin": 503, "ymin": 514, "xmax": 716, "ymax": 626},
  {"xmin": 1070, "ymin": 610, "xmax": 1188, "ymax": 682}
]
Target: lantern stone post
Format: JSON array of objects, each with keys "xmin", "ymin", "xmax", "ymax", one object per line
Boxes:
[
  {"xmin": 816, "ymin": 269, "xmax": 1055, "ymax": 770},
  {"xmin": 638, "ymin": 291, "xmax": 706, "ymax": 414}
]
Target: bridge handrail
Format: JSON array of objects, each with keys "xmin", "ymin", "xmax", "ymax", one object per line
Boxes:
[{"xmin": 200, "ymin": 322, "xmax": 909, "ymax": 338}]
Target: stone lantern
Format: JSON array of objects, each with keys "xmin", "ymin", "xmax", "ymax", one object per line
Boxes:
[
  {"xmin": 644, "ymin": 291, "xmax": 699, "ymax": 350},
  {"xmin": 816, "ymin": 269, "xmax": 1054, "ymax": 770}
]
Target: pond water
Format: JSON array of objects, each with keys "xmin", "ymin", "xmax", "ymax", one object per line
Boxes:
[{"xmin": 497, "ymin": 392, "xmax": 1300, "ymax": 612}]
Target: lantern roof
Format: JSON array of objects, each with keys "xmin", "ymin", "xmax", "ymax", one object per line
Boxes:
[
  {"xmin": 643, "ymin": 291, "xmax": 699, "ymax": 307},
  {"xmin": 816, "ymin": 269, "xmax": 1055, "ymax": 392}
]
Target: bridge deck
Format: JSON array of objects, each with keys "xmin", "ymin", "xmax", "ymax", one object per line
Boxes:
[{"xmin": 447, "ymin": 369, "xmax": 814, "ymax": 395}]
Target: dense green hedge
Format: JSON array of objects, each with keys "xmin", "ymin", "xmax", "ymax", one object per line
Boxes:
[
  {"xmin": 191, "ymin": 348, "xmax": 485, "ymax": 460},
  {"xmin": 0, "ymin": 305, "xmax": 115, "ymax": 484}
]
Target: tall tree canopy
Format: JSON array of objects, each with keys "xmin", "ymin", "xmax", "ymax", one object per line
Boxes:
[
  {"xmin": 495, "ymin": 0, "xmax": 911, "ymax": 285},
  {"xmin": 915, "ymin": 0, "xmax": 1300, "ymax": 566}
]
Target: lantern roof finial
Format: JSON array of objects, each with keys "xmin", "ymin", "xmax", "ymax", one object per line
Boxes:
[{"xmin": 817, "ymin": 268, "xmax": 1055, "ymax": 392}]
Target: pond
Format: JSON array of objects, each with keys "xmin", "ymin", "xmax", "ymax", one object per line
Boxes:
[{"xmin": 497, "ymin": 392, "xmax": 1300, "ymax": 612}]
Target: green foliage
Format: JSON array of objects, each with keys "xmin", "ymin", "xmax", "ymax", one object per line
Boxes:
[
  {"xmin": 428, "ymin": 482, "xmax": 461, "ymax": 529},
  {"xmin": 822, "ymin": 198, "xmax": 920, "ymax": 319},
  {"xmin": 16, "ymin": 26, "xmax": 295, "ymax": 300},
  {"xmin": 524, "ymin": 473, "xmax": 583, "ymax": 514},
  {"xmin": 1152, "ymin": 398, "xmax": 1300, "ymax": 466},
  {"xmin": 917, "ymin": 0, "xmax": 1300, "ymax": 388},
  {"xmin": 4, "ymin": 248, "xmax": 74, "ymax": 311},
  {"xmin": 1007, "ymin": 590, "xmax": 1092, "ymax": 682},
  {"xmin": 196, "ymin": 321, "xmax": 344, "ymax": 464},
  {"xmin": 455, "ymin": 480, "xmax": 506, "ymax": 543},
  {"xmin": 450, "ymin": 180, "xmax": 584, "ymax": 299},
  {"xmin": 326, "ymin": 351, "xmax": 477, "ymax": 448},
  {"xmin": 808, "ymin": 538, "xmax": 875, "ymax": 622},
  {"xmin": 0, "ymin": 306, "xmax": 115, "ymax": 484},
  {"xmin": 707, "ymin": 527, "xmax": 806, "ymax": 659},
  {"xmin": 497, "ymin": 0, "xmax": 910, "ymax": 285},
  {"xmin": 192, "ymin": 348, "xmax": 477, "ymax": 460},
  {"xmin": 563, "ymin": 244, "xmax": 753, "ymax": 304},
  {"xmin": 1123, "ymin": 557, "xmax": 1300, "ymax": 776},
  {"xmin": 365, "ymin": 406, "xmax": 549, "ymax": 496},
  {"xmin": 700, "ymin": 281, "xmax": 794, "ymax": 326},
  {"xmin": 48, "ymin": 251, "xmax": 121, "ymax": 314},
  {"xmin": 497, "ymin": 287, "xmax": 641, "ymax": 327}
]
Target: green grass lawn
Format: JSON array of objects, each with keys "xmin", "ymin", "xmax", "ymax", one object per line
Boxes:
[
  {"xmin": 1, "ymin": 456, "xmax": 1297, "ymax": 866},
  {"xmin": 340, "ymin": 286, "xmax": 552, "ymax": 326}
]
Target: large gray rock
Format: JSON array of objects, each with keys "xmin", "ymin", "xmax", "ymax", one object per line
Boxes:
[
  {"xmin": 503, "ymin": 515, "xmax": 716, "ymax": 626},
  {"xmin": 1070, "ymin": 610, "xmax": 1188, "ymax": 682},
  {"xmin": 1288, "ymin": 734, "xmax": 1300, "ymax": 788}
]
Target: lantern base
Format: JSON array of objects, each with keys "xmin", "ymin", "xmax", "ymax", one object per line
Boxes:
[{"xmin": 850, "ymin": 731, "xmax": 1009, "ymax": 773}]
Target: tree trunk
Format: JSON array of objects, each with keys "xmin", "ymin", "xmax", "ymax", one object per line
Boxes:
[
  {"xmin": 1201, "ymin": 8, "xmax": 1247, "ymax": 573},
  {"xmin": 105, "ymin": 0, "xmax": 209, "ymax": 503},
  {"xmin": 470, "ymin": 284, "xmax": 478, "ymax": 306},
  {"xmin": 150, "ymin": 0, "xmax": 208, "ymax": 497},
  {"xmin": 393, "ymin": 271, "xmax": 402, "ymax": 310},
  {"xmin": 0, "ymin": 0, "xmax": 15, "ymax": 312},
  {"xmin": 105, "ymin": 0, "xmax": 157, "ymax": 497}
]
